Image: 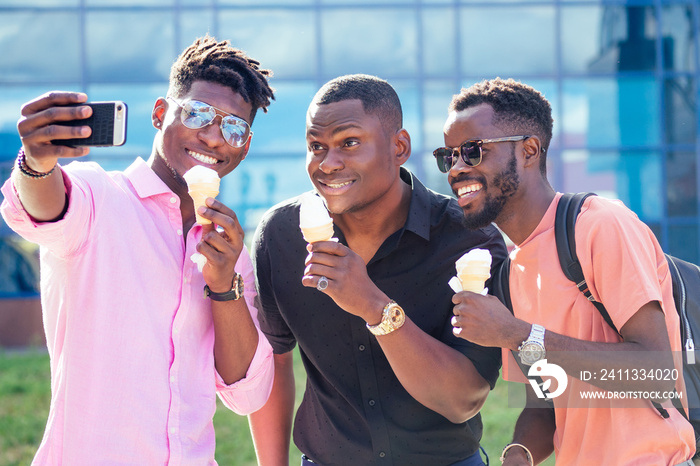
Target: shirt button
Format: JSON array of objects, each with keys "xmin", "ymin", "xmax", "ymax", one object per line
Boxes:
[
  {"xmin": 170, "ymin": 375, "xmax": 175, "ymax": 383},
  {"xmin": 358, "ymin": 345, "xmax": 365, "ymax": 351},
  {"xmin": 368, "ymin": 399, "xmax": 375, "ymax": 406},
  {"xmin": 379, "ymin": 452, "xmax": 386, "ymax": 458},
  {"xmin": 176, "ymin": 229, "xmax": 183, "ymax": 236},
  {"xmin": 170, "ymin": 197, "xmax": 177, "ymax": 204}
]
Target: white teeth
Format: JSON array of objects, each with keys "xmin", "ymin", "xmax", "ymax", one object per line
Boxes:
[
  {"xmin": 326, "ymin": 181, "xmax": 352, "ymax": 189},
  {"xmin": 188, "ymin": 151, "xmax": 218, "ymax": 165},
  {"xmin": 457, "ymin": 184, "xmax": 482, "ymax": 196}
]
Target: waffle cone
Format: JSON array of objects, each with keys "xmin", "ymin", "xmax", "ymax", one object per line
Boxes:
[
  {"xmin": 300, "ymin": 222, "xmax": 334, "ymax": 243},
  {"xmin": 188, "ymin": 184, "xmax": 219, "ymax": 225},
  {"xmin": 458, "ymin": 268, "xmax": 490, "ymax": 293}
]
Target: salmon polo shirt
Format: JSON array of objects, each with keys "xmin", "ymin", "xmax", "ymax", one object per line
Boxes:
[
  {"xmin": 0, "ymin": 158, "xmax": 274, "ymax": 465},
  {"xmin": 503, "ymin": 193, "xmax": 694, "ymax": 465}
]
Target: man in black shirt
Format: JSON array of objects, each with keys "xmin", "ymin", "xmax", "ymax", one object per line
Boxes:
[{"xmin": 249, "ymin": 74, "xmax": 507, "ymax": 466}]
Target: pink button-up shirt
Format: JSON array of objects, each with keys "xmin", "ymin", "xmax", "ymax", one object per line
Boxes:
[{"xmin": 1, "ymin": 158, "xmax": 274, "ymax": 465}]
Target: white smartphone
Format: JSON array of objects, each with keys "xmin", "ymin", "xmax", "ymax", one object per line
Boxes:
[{"xmin": 52, "ymin": 101, "xmax": 128, "ymax": 147}]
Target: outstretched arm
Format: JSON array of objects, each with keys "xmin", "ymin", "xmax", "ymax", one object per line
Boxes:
[{"xmin": 13, "ymin": 92, "xmax": 93, "ymax": 222}]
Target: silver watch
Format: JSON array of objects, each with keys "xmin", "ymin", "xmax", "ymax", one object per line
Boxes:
[{"xmin": 518, "ymin": 324, "xmax": 546, "ymax": 366}]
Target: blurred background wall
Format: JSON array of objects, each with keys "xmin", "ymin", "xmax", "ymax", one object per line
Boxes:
[{"xmin": 0, "ymin": 0, "xmax": 698, "ymax": 344}]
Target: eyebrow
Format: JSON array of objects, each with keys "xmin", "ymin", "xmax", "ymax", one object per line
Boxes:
[{"xmin": 331, "ymin": 123, "xmax": 363, "ymax": 136}]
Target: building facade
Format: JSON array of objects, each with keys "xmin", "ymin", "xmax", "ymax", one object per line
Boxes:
[{"xmin": 0, "ymin": 0, "xmax": 698, "ymax": 269}]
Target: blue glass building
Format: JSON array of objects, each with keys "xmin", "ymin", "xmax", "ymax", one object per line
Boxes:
[{"xmin": 0, "ymin": 0, "xmax": 698, "ymax": 270}]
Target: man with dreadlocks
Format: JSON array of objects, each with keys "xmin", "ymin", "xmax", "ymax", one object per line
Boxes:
[{"xmin": 1, "ymin": 36, "xmax": 275, "ymax": 464}]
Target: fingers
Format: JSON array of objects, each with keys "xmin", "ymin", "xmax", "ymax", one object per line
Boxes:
[
  {"xmin": 301, "ymin": 274, "xmax": 331, "ymax": 292},
  {"xmin": 20, "ymin": 91, "xmax": 88, "ymax": 117},
  {"xmin": 18, "ymin": 91, "xmax": 93, "ymax": 165},
  {"xmin": 196, "ymin": 198, "xmax": 245, "ymax": 248}
]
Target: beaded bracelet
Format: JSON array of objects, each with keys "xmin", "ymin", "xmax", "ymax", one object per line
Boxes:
[{"xmin": 16, "ymin": 148, "xmax": 58, "ymax": 180}]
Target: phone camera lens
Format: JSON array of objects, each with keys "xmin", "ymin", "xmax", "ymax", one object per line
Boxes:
[{"xmin": 117, "ymin": 105, "xmax": 123, "ymax": 111}]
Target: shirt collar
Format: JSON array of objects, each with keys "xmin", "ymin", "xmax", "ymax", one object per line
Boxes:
[
  {"xmin": 123, "ymin": 157, "xmax": 174, "ymax": 199},
  {"xmin": 401, "ymin": 167, "xmax": 431, "ymax": 241}
]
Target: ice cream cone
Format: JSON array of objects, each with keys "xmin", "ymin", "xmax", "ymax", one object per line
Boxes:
[
  {"xmin": 300, "ymin": 222, "xmax": 334, "ymax": 243},
  {"xmin": 299, "ymin": 192, "xmax": 334, "ymax": 243},
  {"xmin": 455, "ymin": 248, "xmax": 492, "ymax": 293},
  {"xmin": 188, "ymin": 185, "xmax": 219, "ymax": 225},
  {"xmin": 458, "ymin": 267, "xmax": 491, "ymax": 293},
  {"xmin": 183, "ymin": 166, "xmax": 220, "ymax": 225}
]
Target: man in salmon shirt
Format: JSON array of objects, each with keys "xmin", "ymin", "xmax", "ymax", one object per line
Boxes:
[
  {"xmin": 0, "ymin": 36, "xmax": 274, "ymax": 464},
  {"xmin": 436, "ymin": 77, "xmax": 695, "ymax": 465}
]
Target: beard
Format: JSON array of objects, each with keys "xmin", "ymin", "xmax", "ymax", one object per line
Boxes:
[{"xmin": 462, "ymin": 149, "xmax": 520, "ymax": 230}]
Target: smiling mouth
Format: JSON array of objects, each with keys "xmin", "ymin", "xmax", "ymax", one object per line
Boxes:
[
  {"xmin": 188, "ymin": 150, "xmax": 219, "ymax": 165},
  {"xmin": 320, "ymin": 180, "xmax": 354, "ymax": 190},
  {"xmin": 456, "ymin": 182, "xmax": 483, "ymax": 199}
]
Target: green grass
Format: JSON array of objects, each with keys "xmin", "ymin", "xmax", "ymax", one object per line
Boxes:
[{"xmin": 0, "ymin": 350, "xmax": 553, "ymax": 466}]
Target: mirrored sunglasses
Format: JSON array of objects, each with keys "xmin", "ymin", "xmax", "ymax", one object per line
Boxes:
[
  {"xmin": 167, "ymin": 97, "xmax": 252, "ymax": 148},
  {"xmin": 432, "ymin": 135, "xmax": 530, "ymax": 173}
]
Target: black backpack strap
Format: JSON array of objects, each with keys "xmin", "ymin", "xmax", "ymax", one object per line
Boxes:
[
  {"xmin": 555, "ymin": 192, "xmax": 619, "ymax": 334},
  {"xmin": 555, "ymin": 192, "xmax": 672, "ymax": 419}
]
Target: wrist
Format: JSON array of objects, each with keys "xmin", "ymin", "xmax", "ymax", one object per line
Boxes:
[
  {"xmin": 500, "ymin": 443, "xmax": 533, "ymax": 465},
  {"xmin": 16, "ymin": 148, "xmax": 58, "ymax": 179}
]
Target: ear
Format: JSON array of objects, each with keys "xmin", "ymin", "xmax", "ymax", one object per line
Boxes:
[
  {"xmin": 392, "ymin": 128, "xmax": 411, "ymax": 166},
  {"xmin": 152, "ymin": 97, "xmax": 167, "ymax": 129},
  {"xmin": 240, "ymin": 132, "xmax": 253, "ymax": 161},
  {"xmin": 522, "ymin": 135, "xmax": 543, "ymax": 169}
]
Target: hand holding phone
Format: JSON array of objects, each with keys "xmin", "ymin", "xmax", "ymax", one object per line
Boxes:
[{"xmin": 52, "ymin": 101, "xmax": 128, "ymax": 147}]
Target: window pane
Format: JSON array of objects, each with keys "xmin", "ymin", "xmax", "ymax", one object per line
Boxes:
[
  {"xmin": 180, "ymin": 10, "xmax": 216, "ymax": 49},
  {"xmin": 669, "ymin": 224, "xmax": 699, "ymax": 264},
  {"xmin": 221, "ymin": 155, "xmax": 308, "ymax": 235},
  {"xmin": 422, "ymin": 7, "xmax": 456, "ymax": 77},
  {"xmin": 85, "ymin": 83, "xmax": 165, "ymax": 168},
  {"xmin": 1, "ymin": 0, "xmax": 77, "ymax": 4},
  {"xmin": 219, "ymin": 0, "xmax": 312, "ymax": 4},
  {"xmin": 0, "ymin": 12, "xmax": 81, "ymax": 83},
  {"xmin": 563, "ymin": 77, "xmax": 660, "ymax": 148},
  {"xmin": 459, "ymin": 6, "xmax": 556, "ymax": 76},
  {"xmin": 86, "ymin": 12, "xmax": 175, "ymax": 82},
  {"xmin": 667, "ymin": 151, "xmax": 697, "ymax": 218},
  {"xmin": 561, "ymin": 5, "xmax": 604, "ymax": 74},
  {"xmin": 0, "ymin": 87, "xmax": 56, "ymax": 161},
  {"xmin": 320, "ymin": 8, "xmax": 417, "ymax": 77},
  {"xmin": 661, "ymin": 3, "xmax": 697, "ymax": 72},
  {"xmin": 665, "ymin": 77, "xmax": 697, "ymax": 145},
  {"xmin": 219, "ymin": 10, "xmax": 316, "ymax": 79},
  {"xmin": 560, "ymin": 150, "xmax": 662, "ymax": 221},
  {"xmin": 86, "ymin": 0, "xmax": 171, "ymax": 5},
  {"xmin": 583, "ymin": 5, "xmax": 658, "ymax": 72},
  {"xmin": 247, "ymin": 81, "xmax": 317, "ymax": 154}
]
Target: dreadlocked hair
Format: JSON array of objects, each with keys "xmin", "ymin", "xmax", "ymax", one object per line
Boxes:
[
  {"xmin": 168, "ymin": 35, "xmax": 275, "ymax": 123},
  {"xmin": 449, "ymin": 78, "xmax": 553, "ymax": 175}
]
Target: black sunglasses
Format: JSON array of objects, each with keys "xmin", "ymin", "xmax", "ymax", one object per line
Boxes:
[{"xmin": 432, "ymin": 136, "xmax": 530, "ymax": 173}]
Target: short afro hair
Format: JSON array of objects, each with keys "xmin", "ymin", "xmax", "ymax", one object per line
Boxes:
[
  {"xmin": 449, "ymin": 78, "xmax": 553, "ymax": 174},
  {"xmin": 311, "ymin": 74, "xmax": 402, "ymax": 133},
  {"xmin": 168, "ymin": 35, "xmax": 275, "ymax": 123}
]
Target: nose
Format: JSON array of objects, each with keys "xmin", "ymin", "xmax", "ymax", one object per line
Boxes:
[
  {"xmin": 318, "ymin": 148, "xmax": 344, "ymax": 174},
  {"xmin": 448, "ymin": 148, "xmax": 472, "ymax": 179},
  {"xmin": 198, "ymin": 115, "xmax": 226, "ymax": 148}
]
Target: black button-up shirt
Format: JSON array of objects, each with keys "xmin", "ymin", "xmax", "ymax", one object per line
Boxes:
[{"xmin": 253, "ymin": 168, "xmax": 507, "ymax": 466}]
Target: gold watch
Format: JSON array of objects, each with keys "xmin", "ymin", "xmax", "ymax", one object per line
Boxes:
[{"xmin": 366, "ymin": 301, "xmax": 406, "ymax": 336}]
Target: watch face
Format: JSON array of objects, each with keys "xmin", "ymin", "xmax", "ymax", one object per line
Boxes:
[{"xmin": 520, "ymin": 342, "xmax": 545, "ymax": 365}]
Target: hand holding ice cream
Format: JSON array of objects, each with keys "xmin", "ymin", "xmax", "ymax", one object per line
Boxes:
[
  {"xmin": 299, "ymin": 192, "xmax": 334, "ymax": 243},
  {"xmin": 183, "ymin": 165, "xmax": 220, "ymax": 225},
  {"xmin": 448, "ymin": 248, "xmax": 492, "ymax": 294}
]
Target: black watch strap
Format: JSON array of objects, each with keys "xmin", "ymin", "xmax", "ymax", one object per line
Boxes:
[{"xmin": 203, "ymin": 273, "xmax": 244, "ymax": 301}]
